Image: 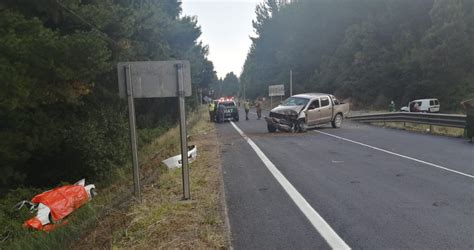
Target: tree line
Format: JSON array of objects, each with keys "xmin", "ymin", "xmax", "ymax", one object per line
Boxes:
[
  {"xmin": 209, "ymin": 72, "xmax": 240, "ymax": 98},
  {"xmin": 240, "ymin": 0, "xmax": 474, "ymax": 110},
  {"xmin": 0, "ymin": 0, "xmax": 216, "ymax": 193}
]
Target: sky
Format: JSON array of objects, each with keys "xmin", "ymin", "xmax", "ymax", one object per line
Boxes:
[{"xmin": 181, "ymin": 0, "xmax": 261, "ymax": 78}]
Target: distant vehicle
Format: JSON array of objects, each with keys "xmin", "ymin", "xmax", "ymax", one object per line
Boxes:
[
  {"xmin": 400, "ymin": 98, "xmax": 440, "ymax": 113},
  {"xmin": 214, "ymin": 97, "xmax": 239, "ymax": 122},
  {"xmin": 265, "ymin": 93, "xmax": 349, "ymax": 132}
]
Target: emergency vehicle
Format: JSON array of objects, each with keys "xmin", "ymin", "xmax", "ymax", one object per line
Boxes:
[{"xmin": 214, "ymin": 97, "xmax": 239, "ymax": 122}]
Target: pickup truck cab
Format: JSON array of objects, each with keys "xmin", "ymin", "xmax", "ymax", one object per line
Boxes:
[{"xmin": 265, "ymin": 93, "xmax": 349, "ymax": 132}]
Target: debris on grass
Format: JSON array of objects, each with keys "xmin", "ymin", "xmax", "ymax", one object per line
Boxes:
[
  {"xmin": 162, "ymin": 145, "xmax": 198, "ymax": 169},
  {"xmin": 19, "ymin": 179, "xmax": 96, "ymax": 232},
  {"xmin": 72, "ymin": 107, "xmax": 230, "ymax": 249}
]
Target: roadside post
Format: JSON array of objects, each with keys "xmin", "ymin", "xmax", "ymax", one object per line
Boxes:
[
  {"xmin": 290, "ymin": 70, "xmax": 293, "ymax": 96},
  {"xmin": 124, "ymin": 65, "xmax": 141, "ymax": 200},
  {"xmin": 118, "ymin": 61, "xmax": 192, "ymax": 200},
  {"xmin": 176, "ymin": 63, "xmax": 190, "ymax": 199}
]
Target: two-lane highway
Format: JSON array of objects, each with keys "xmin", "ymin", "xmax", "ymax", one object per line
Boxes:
[{"xmin": 217, "ymin": 109, "xmax": 473, "ymax": 249}]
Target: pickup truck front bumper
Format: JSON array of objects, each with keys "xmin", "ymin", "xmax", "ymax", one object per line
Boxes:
[{"xmin": 264, "ymin": 116, "xmax": 295, "ymax": 132}]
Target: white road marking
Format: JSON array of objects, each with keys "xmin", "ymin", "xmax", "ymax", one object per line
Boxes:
[
  {"xmin": 230, "ymin": 122, "xmax": 350, "ymax": 250},
  {"xmin": 314, "ymin": 130, "xmax": 474, "ymax": 179}
]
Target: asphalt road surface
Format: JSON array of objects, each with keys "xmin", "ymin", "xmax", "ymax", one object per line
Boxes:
[{"xmin": 217, "ymin": 108, "xmax": 473, "ymax": 249}]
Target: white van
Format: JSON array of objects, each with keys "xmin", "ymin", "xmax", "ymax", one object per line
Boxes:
[{"xmin": 400, "ymin": 98, "xmax": 440, "ymax": 113}]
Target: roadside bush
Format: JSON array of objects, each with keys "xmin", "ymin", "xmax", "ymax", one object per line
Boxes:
[
  {"xmin": 20, "ymin": 88, "xmax": 130, "ymax": 188},
  {"xmin": 0, "ymin": 188, "xmax": 41, "ymax": 244}
]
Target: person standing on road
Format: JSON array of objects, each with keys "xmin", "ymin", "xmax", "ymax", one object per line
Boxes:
[
  {"xmin": 461, "ymin": 99, "xmax": 474, "ymax": 142},
  {"xmin": 244, "ymin": 100, "xmax": 250, "ymax": 120},
  {"xmin": 388, "ymin": 100, "xmax": 395, "ymax": 112},
  {"xmin": 208, "ymin": 101, "xmax": 215, "ymax": 122},
  {"xmin": 255, "ymin": 98, "xmax": 262, "ymax": 120},
  {"xmin": 217, "ymin": 102, "xmax": 225, "ymax": 123}
]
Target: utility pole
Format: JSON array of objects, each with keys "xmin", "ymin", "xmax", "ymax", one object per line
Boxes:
[{"xmin": 290, "ymin": 70, "xmax": 293, "ymax": 96}]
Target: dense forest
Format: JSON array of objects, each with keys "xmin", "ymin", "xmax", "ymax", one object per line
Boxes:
[
  {"xmin": 210, "ymin": 71, "xmax": 240, "ymax": 97},
  {"xmin": 0, "ymin": 0, "xmax": 216, "ymax": 193},
  {"xmin": 241, "ymin": 0, "xmax": 474, "ymax": 110}
]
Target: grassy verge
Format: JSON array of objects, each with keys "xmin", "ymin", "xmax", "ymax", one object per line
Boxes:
[
  {"xmin": 74, "ymin": 106, "xmax": 229, "ymax": 249},
  {"xmin": 0, "ymin": 124, "xmax": 173, "ymax": 249},
  {"xmin": 0, "ymin": 107, "xmax": 229, "ymax": 249},
  {"xmin": 370, "ymin": 121, "xmax": 465, "ymax": 137}
]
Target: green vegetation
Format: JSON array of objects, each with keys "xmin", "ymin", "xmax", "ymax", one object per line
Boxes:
[
  {"xmin": 241, "ymin": 0, "xmax": 474, "ymax": 111},
  {"xmin": 210, "ymin": 71, "xmax": 240, "ymax": 97},
  {"xmin": 0, "ymin": 0, "xmax": 215, "ymax": 190},
  {"xmin": 0, "ymin": 0, "xmax": 216, "ymax": 247}
]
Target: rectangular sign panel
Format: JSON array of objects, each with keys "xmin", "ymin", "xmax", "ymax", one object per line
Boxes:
[
  {"xmin": 269, "ymin": 84, "xmax": 285, "ymax": 97},
  {"xmin": 117, "ymin": 60, "xmax": 191, "ymax": 98}
]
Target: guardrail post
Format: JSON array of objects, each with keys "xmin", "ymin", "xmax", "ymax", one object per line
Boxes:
[{"xmin": 428, "ymin": 115, "xmax": 433, "ymax": 134}]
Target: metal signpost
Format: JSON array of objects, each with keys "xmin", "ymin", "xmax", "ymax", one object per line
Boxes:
[
  {"xmin": 117, "ymin": 61, "xmax": 192, "ymax": 200},
  {"xmin": 176, "ymin": 63, "xmax": 190, "ymax": 200},
  {"xmin": 269, "ymin": 84, "xmax": 285, "ymax": 107},
  {"xmin": 290, "ymin": 70, "xmax": 293, "ymax": 97},
  {"xmin": 124, "ymin": 65, "xmax": 141, "ymax": 200}
]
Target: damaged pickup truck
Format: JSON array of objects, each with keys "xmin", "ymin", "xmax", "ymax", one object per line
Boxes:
[{"xmin": 264, "ymin": 93, "xmax": 349, "ymax": 133}]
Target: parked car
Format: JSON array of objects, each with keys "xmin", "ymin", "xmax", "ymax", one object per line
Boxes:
[
  {"xmin": 264, "ymin": 93, "xmax": 349, "ymax": 132},
  {"xmin": 400, "ymin": 98, "xmax": 440, "ymax": 113}
]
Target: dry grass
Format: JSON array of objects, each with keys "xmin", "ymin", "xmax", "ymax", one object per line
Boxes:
[
  {"xmin": 371, "ymin": 121, "xmax": 465, "ymax": 137},
  {"xmin": 71, "ymin": 107, "xmax": 229, "ymax": 249},
  {"xmin": 110, "ymin": 107, "xmax": 229, "ymax": 249},
  {"xmin": 71, "ymin": 124, "xmax": 182, "ymax": 250}
]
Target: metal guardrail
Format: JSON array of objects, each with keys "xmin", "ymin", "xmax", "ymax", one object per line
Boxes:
[{"xmin": 347, "ymin": 112, "xmax": 466, "ymax": 128}]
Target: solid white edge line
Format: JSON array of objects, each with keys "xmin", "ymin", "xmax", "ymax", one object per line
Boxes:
[
  {"xmin": 230, "ymin": 121, "xmax": 350, "ymax": 250},
  {"xmin": 314, "ymin": 130, "xmax": 474, "ymax": 179}
]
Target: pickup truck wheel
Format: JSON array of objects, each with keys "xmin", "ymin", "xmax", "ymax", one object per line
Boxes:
[
  {"xmin": 234, "ymin": 116, "xmax": 239, "ymax": 122},
  {"xmin": 267, "ymin": 124, "xmax": 276, "ymax": 133},
  {"xmin": 332, "ymin": 114, "xmax": 343, "ymax": 128},
  {"xmin": 297, "ymin": 119, "xmax": 307, "ymax": 133}
]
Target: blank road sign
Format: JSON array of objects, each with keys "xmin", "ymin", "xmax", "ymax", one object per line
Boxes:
[
  {"xmin": 117, "ymin": 61, "xmax": 192, "ymax": 98},
  {"xmin": 269, "ymin": 84, "xmax": 285, "ymax": 97}
]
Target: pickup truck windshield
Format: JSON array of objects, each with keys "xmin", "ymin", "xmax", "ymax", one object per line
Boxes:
[{"xmin": 281, "ymin": 97, "xmax": 309, "ymax": 106}]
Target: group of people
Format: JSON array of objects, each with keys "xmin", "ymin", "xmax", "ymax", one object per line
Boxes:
[
  {"xmin": 208, "ymin": 98, "xmax": 263, "ymax": 123},
  {"xmin": 242, "ymin": 98, "xmax": 262, "ymax": 120},
  {"xmin": 208, "ymin": 101, "xmax": 226, "ymax": 123}
]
